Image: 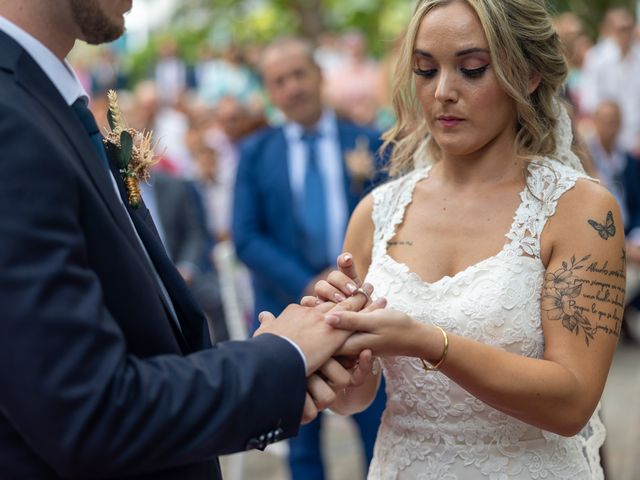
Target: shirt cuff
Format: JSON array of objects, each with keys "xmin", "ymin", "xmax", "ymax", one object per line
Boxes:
[{"xmin": 279, "ymin": 336, "xmax": 308, "ymax": 375}]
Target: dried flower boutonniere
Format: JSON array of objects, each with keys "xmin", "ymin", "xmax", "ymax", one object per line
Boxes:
[
  {"xmin": 345, "ymin": 135, "xmax": 375, "ymax": 191},
  {"xmin": 103, "ymin": 89, "xmax": 157, "ymax": 209}
]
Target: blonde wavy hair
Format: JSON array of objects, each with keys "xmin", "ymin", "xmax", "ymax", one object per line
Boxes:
[{"xmin": 383, "ymin": 0, "xmax": 568, "ymax": 176}]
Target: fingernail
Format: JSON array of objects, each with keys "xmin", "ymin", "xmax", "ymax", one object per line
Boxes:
[
  {"xmin": 363, "ymin": 283, "xmax": 374, "ymax": 294},
  {"xmin": 325, "ymin": 314, "xmax": 340, "ymax": 326},
  {"xmin": 343, "ymin": 253, "xmax": 352, "ymax": 262},
  {"xmin": 375, "ymin": 297, "xmax": 387, "ymax": 307},
  {"xmin": 346, "ymin": 282, "xmax": 357, "ymax": 294},
  {"xmin": 334, "ymin": 292, "xmax": 346, "ymax": 302},
  {"xmin": 315, "ymin": 299, "xmax": 323, "ymax": 305},
  {"xmin": 258, "ymin": 311, "xmax": 266, "ymax": 322}
]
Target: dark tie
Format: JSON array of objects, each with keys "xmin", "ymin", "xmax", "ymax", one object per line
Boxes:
[
  {"xmin": 300, "ymin": 131, "xmax": 329, "ymax": 271},
  {"xmin": 70, "ymin": 98, "xmax": 110, "ymax": 172}
]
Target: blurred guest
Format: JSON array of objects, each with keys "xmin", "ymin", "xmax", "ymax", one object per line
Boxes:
[
  {"xmin": 133, "ymin": 81, "xmax": 192, "ymax": 176},
  {"xmin": 325, "ymin": 31, "xmax": 383, "ymax": 127},
  {"xmin": 141, "ymin": 169, "xmax": 229, "ymax": 343},
  {"xmin": 580, "ymin": 8, "xmax": 640, "ymax": 154},
  {"xmin": 201, "ymin": 96, "xmax": 264, "ymax": 240},
  {"xmin": 91, "ymin": 48, "xmax": 123, "ymax": 95},
  {"xmin": 233, "ymin": 37, "xmax": 387, "ymax": 480},
  {"xmin": 314, "ymin": 32, "xmax": 346, "ymax": 75},
  {"xmin": 554, "ymin": 12, "xmax": 592, "ymax": 110},
  {"xmin": 586, "ymin": 100, "xmax": 640, "ymax": 342},
  {"xmin": 154, "ymin": 38, "xmax": 189, "ymax": 106},
  {"xmin": 197, "ymin": 43, "xmax": 261, "ymax": 107}
]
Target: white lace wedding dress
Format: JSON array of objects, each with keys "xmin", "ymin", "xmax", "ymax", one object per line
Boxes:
[{"xmin": 366, "ymin": 158, "xmax": 605, "ymax": 480}]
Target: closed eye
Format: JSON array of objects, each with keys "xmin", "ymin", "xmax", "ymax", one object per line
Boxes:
[
  {"xmin": 460, "ymin": 65, "xmax": 489, "ymax": 78},
  {"xmin": 413, "ymin": 67, "xmax": 437, "ymax": 78}
]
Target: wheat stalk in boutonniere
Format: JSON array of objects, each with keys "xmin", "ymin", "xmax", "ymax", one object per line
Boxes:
[{"xmin": 103, "ymin": 89, "xmax": 158, "ymax": 209}]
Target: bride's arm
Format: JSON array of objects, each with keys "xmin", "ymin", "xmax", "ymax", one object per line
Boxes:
[{"xmin": 327, "ymin": 181, "xmax": 624, "ymax": 436}]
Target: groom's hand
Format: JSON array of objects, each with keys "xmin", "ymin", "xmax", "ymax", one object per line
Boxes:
[{"xmin": 254, "ymin": 285, "xmax": 374, "ymax": 376}]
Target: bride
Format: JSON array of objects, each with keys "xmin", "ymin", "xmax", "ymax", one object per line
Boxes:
[{"xmin": 307, "ymin": 0, "xmax": 625, "ymax": 478}]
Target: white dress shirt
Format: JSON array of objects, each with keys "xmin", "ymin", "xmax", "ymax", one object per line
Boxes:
[{"xmin": 283, "ymin": 109, "xmax": 349, "ymax": 264}]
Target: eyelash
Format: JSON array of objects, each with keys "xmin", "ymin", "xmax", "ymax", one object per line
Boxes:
[{"xmin": 413, "ymin": 65, "xmax": 489, "ymax": 79}]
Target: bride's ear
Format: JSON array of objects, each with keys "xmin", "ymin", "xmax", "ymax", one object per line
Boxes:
[{"xmin": 528, "ymin": 70, "xmax": 541, "ymax": 95}]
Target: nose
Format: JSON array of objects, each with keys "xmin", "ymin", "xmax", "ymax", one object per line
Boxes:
[{"xmin": 434, "ymin": 71, "xmax": 458, "ymax": 104}]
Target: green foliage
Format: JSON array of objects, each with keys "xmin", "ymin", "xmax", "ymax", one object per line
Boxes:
[
  {"xmin": 167, "ymin": 0, "xmax": 412, "ymax": 56},
  {"xmin": 124, "ymin": 0, "xmax": 639, "ymax": 81}
]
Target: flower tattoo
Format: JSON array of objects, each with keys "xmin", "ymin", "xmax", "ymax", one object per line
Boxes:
[{"xmin": 541, "ymin": 255, "xmax": 596, "ymax": 346}]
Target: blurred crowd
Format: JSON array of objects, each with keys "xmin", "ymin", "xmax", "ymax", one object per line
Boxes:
[
  {"xmin": 555, "ymin": 7, "xmax": 640, "ymax": 343},
  {"xmin": 75, "ymin": 7, "xmax": 640, "ymax": 370}
]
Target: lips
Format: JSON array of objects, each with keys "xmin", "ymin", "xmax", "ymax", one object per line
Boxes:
[{"xmin": 436, "ymin": 115, "xmax": 464, "ymax": 128}]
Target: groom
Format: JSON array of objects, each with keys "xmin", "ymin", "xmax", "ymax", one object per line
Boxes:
[{"xmin": 0, "ymin": 1, "xmax": 361, "ymax": 478}]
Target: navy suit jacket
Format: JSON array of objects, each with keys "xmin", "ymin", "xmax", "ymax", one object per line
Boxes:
[
  {"xmin": 233, "ymin": 119, "xmax": 385, "ymax": 327},
  {"xmin": 623, "ymin": 153, "xmax": 640, "ymax": 235},
  {"xmin": 0, "ymin": 31, "xmax": 306, "ymax": 479}
]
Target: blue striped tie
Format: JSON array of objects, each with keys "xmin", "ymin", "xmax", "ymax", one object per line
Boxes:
[
  {"xmin": 70, "ymin": 98, "xmax": 110, "ymax": 172},
  {"xmin": 300, "ymin": 131, "xmax": 329, "ymax": 270}
]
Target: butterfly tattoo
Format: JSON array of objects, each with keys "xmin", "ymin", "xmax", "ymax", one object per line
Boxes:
[{"xmin": 588, "ymin": 211, "xmax": 616, "ymax": 240}]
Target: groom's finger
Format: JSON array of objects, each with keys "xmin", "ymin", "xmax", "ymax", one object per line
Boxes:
[
  {"xmin": 301, "ymin": 394, "xmax": 318, "ymax": 425},
  {"xmin": 307, "ymin": 374, "xmax": 337, "ymax": 411},
  {"xmin": 319, "ymin": 358, "xmax": 351, "ymax": 389}
]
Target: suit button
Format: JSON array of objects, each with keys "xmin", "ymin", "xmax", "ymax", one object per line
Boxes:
[{"xmin": 245, "ymin": 438, "xmax": 260, "ymax": 451}]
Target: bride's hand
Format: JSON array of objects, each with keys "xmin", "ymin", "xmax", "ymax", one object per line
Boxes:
[
  {"xmin": 313, "ymin": 253, "xmax": 372, "ymax": 305},
  {"xmin": 325, "ymin": 309, "xmax": 429, "ymax": 358}
]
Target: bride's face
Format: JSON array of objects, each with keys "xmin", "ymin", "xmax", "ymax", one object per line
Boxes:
[{"xmin": 413, "ymin": 1, "xmax": 518, "ymax": 158}]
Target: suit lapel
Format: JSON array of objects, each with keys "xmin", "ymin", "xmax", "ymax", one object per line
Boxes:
[
  {"xmin": 13, "ymin": 52, "xmax": 151, "ymax": 259},
  {"xmin": 5, "ymin": 38, "xmax": 205, "ymax": 352}
]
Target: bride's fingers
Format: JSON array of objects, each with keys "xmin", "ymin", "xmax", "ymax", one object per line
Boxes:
[
  {"xmin": 335, "ymin": 333, "xmax": 372, "ymax": 357},
  {"xmin": 327, "ymin": 270, "xmax": 359, "ymax": 297},
  {"xmin": 337, "ymin": 253, "xmax": 362, "ymax": 286},
  {"xmin": 315, "ymin": 279, "xmax": 348, "ymax": 303},
  {"xmin": 362, "ymin": 297, "xmax": 387, "ymax": 313},
  {"xmin": 325, "ymin": 310, "xmax": 373, "ymax": 330},
  {"xmin": 328, "ymin": 282, "xmax": 374, "ymax": 314}
]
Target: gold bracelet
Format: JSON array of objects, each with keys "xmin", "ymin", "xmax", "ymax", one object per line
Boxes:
[{"xmin": 420, "ymin": 325, "xmax": 448, "ymax": 373}]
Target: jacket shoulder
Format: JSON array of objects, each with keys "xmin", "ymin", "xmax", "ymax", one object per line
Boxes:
[{"xmin": 239, "ymin": 125, "xmax": 282, "ymax": 157}]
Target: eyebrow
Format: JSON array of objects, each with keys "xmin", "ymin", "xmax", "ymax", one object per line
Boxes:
[{"xmin": 413, "ymin": 47, "xmax": 490, "ymax": 57}]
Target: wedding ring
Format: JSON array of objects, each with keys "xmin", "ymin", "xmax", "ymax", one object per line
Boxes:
[{"xmin": 354, "ymin": 287, "xmax": 371, "ymax": 303}]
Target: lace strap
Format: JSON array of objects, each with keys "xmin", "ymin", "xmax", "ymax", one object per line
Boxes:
[
  {"xmin": 505, "ymin": 159, "xmax": 596, "ymax": 258},
  {"xmin": 371, "ymin": 168, "xmax": 429, "ymax": 261}
]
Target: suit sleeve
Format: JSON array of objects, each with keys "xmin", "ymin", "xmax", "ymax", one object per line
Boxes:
[
  {"xmin": 0, "ymin": 104, "xmax": 306, "ymax": 477},
  {"xmin": 232, "ymin": 136, "xmax": 315, "ymax": 300}
]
